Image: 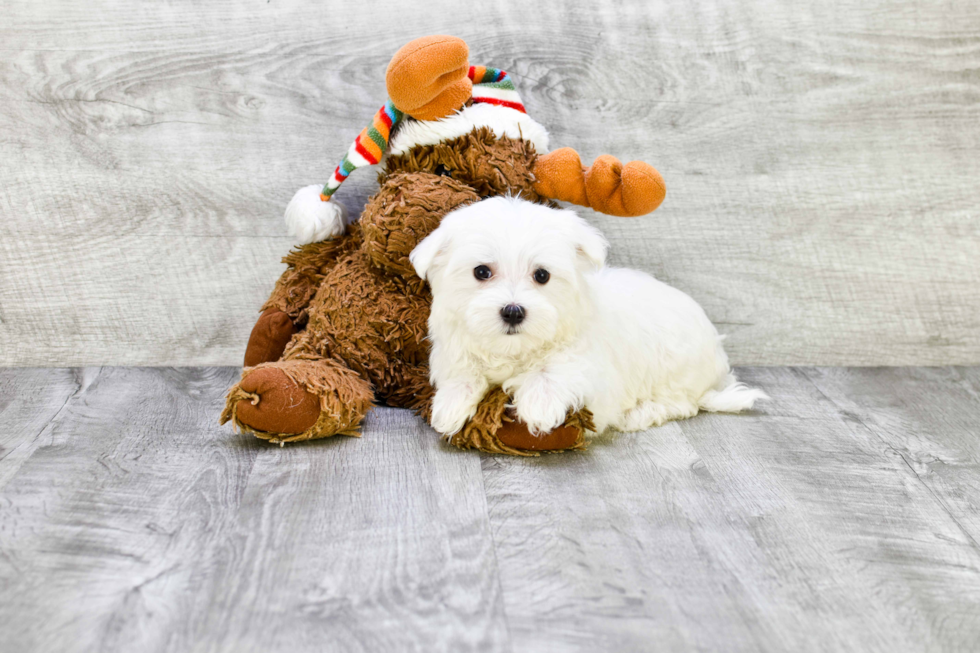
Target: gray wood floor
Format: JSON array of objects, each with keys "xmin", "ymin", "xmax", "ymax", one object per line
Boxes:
[
  {"xmin": 1, "ymin": 367, "xmax": 978, "ymax": 652},
  {"xmin": 2, "ymin": 0, "xmax": 979, "ymax": 368}
]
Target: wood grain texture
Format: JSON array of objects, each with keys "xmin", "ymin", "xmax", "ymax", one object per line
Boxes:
[
  {"xmin": 801, "ymin": 366, "xmax": 980, "ymax": 550},
  {"xmin": 2, "ymin": 366, "xmax": 980, "ymax": 651},
  {"xmin": 483, "ymin": 367, "xmax": 980, "ymax": 652},
  {"xmin": 0, "ymin": 367, "xmax": 507, "ymax": 653},
  {"xmin": 2, "ymin": 0, "xmax": 979, "ymax": 366},
  {"xmin": 0, "ymin": 368, "xmax": 81, "ymax": 489}
]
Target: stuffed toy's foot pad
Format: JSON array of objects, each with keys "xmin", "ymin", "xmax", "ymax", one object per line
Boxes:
[
  {"xmin": 235, "ymin": 367, "xmax": 320, "ymax": 434},
  {"xmin": 496, "ymin": 420, "xmax": 583, "ymax": 452},
  {"xmin": 243, "ymin": 310, "xmax": 295, "ymax": 367},
  {"xmin": 448, "ymin": 387, "xmax": 591, "ymax": 456}
]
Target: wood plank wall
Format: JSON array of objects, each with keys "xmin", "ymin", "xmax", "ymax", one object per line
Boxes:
[{"xmin": 1, "ymin": 0, "xmax": 978, "ymax": 366}]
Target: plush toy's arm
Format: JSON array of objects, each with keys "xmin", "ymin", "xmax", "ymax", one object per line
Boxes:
[{"xmin": 532, "ymin": 147, "xmax": 666, "ymax": 217}]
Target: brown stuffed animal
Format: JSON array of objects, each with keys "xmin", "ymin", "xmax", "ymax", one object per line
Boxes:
[{"xmin": 221, "ymin": 36, "xmax": 665, "ymax": 455}]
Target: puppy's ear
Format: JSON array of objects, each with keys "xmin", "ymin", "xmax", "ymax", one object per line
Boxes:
[
  {"xmin": 570, "ymin": 214, "xmax": 608, "ymax": 270},
  {"xmin": 410, "ymin": 226, "xmax": 450, "ymax": 281}
]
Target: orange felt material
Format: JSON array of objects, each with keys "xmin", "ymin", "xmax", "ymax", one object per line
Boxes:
[
  {"xmin": 386, "ymin": 35, "xmax": 473, "ymax": 121},
  {"xmin": 531, "ymin": 147, "xmax": 589, "ymax": 206},
  {"xmin": 533, "ymin": 148, "xmax": 666, "ymax": 217},
  {"xmin": 586, "ymin": 156, "xmax": 666, "ymax": 217}
]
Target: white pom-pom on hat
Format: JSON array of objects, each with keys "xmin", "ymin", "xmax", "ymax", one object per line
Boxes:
[{"xmin": 284, "ymin": 185, "xmax": 349, "ymax": 245}]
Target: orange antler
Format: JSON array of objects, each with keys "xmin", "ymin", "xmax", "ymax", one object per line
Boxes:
[{"xmin": 533, "ymin": 147, "xmax": 666, "ymax": 217}]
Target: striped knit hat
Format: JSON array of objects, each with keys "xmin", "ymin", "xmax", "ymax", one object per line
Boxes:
[{"xmin": 319, "ymin": 66, "xmax": 526, "ymax": 201}]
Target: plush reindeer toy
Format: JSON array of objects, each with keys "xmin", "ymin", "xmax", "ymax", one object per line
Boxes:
[{"xmin": 222, "ymin": 35, "xmax": 666, "ymax": 455}]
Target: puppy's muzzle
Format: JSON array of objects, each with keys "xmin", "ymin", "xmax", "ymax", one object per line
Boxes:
[{"xmin": 500, "ymin": 303, "xmax": 525, "ymax": 327}]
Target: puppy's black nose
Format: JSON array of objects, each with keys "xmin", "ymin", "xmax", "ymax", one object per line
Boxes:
[{"xmin": 500, "ymin": 304, "xmax": 525, "ymax": 326}]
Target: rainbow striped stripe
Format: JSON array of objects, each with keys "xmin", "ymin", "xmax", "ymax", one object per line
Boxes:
[
  {"xmin": 321, "ymin": 100, "xmax": 403, "ymax": 199},
  {"xmin": 468, "ymin": 66, "xmax": 527, "ymax": 113},
  {"xmin": 320, "ymin": 66, "xmax": 526, "ymax": 201}
]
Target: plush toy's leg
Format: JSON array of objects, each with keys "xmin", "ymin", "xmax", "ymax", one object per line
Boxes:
[
  {"xmin": 243, "ymin": 235, "xmax": 360, "ymax": 366},
  {"xmin": 449, "ymin": 388, "xmax": 595, "ymax": 457},
  {"xmin": 222, "ymin": 335, "xmax": 374, "ymax": 443},
  {"xmin": 244, "ymin": 309, "xmax": 296, "ymax": 367},
  {"xmin": 387, "ymin": 362, "xmax": 592, "ymax": 456}
]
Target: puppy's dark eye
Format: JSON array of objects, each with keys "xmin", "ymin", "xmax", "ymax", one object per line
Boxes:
[
  {"xmin": 434, "ymin": 164, "xmax": 452, "ymax": 177},
  {"xmin": 533, "ymin": 268, "xmax": 550, "ymax": 285},
  {"xmin": 474, "ymin": 265, "xmax": 493, "ymax": 281}
]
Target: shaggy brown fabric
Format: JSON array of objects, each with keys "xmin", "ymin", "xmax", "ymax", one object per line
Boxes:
[
  {"xmin": 361, "ymin": 172, "xmax": 481, "ymax": 283},
  {"xmin": 384, "ymin": 128, "xmax": 541, "ymax": 202},
  {"xmin": 243, "ymin": 310, "xmax": 295, "ymax": 367},
  {"xmin": 224, "ymin": 126, "xmax": 588, "ymax": 454},
  {"xmin": 261, "ymin": 234, "xmax": 361, "ymax": 324},
  {"xmin": 448, "ymin": 387, "xmax": 593, "ymax": 456}
]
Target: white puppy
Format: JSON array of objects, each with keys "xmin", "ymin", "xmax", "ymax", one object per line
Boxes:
[{"xmin": 411, "ymin": 196, "xmax": 767, "ymax": 437}]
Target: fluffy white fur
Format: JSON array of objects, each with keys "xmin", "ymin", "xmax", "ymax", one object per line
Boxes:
[
  {"xmin": 411, "ymin": 197, "xmax": 767, "ymax": 437},
  {"xmin": 387, "ymin": 103, "xmax": 549, "ymax": 156},
  {"xmin": 284, "ymin": 185, "xmax": 349, "ymax": 245}
]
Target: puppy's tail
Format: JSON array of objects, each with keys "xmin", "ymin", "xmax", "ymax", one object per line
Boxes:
[{"xmin": 698, "ymin": 375, "xmax": 768, "ymax": 413}]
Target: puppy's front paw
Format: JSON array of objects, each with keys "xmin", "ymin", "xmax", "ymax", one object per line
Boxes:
[
  {"xmin": 431, "ymin": 383, "xmax": 483, "ymax": 436},
  {"xmin": 514, "ymin": 380, "xmax": 573, "ymax": 435}
]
